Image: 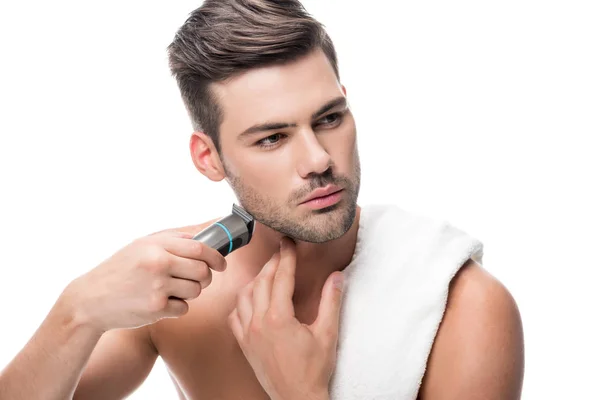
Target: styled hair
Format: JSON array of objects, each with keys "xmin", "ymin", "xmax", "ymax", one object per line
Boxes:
[{"xmin": 167, "ymin": 0, "xmax": 339, "ymax": 153}]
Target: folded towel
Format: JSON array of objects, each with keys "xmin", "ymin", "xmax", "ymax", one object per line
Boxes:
[{"xmin": 330, "ymin": 204, "xmax": 484, "ymax": 399}]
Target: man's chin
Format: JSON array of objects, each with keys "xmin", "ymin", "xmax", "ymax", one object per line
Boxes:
[
  {"xmin": 296, "ymin": 205, "xmax": 357, "ymax": 243},
  {"xmin": 309, "ymin": 202, "xmax": 342, "ymax": 215},
  {"xmin": 245, "ymin": 198, "xmax": 357, "ymax": 243}
]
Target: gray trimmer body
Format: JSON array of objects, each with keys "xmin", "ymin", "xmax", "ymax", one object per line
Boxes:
[{"xmin": 192, "ymin": 204, "xmax": 255, "ymax": 256}]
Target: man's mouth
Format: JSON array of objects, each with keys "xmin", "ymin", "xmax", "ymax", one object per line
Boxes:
[{"xmin": 299, "ymin": 185, "xmax": 344, "ymax": 210}]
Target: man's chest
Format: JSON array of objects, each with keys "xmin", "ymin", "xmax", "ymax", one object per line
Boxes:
[
  {"xmin": 152, "ymin": 315, "xmax": 269, "ymax": 399},
  {"xmin": 150, "ymin": 298, "xmax": 322, "ymax": 399}
]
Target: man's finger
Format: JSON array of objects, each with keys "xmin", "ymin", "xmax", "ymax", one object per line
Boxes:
[
  {"xmin": 311, "ymin": 271, "xmax": 345, "ymax": 343},
  {"xmin": 270, "ymin": 237, "xmax": 296, "ymax": 316},
  {"xmin": 168, "ymin": 258, "xmax": 212, "ymax": 286},
  {"xmin": 163, "ymin": 236, "xmax": 227, "ymax": 272},
  {"xmin": 228, "ymin": 309, "xmax": 244, "ymax": 342},
  {"xmin": 167, "ymin": 277, "xmax": 203, "ymax": 299},
  {"xmin": 252, "ymin": 252, "xmax": 280, "ymax": 318},
  {"xmin": 150, "ymin": 220, "xmax": 219, "ymax": 237},
  {"xmin": 149, "ymin": 230, "xmax": 193, "ymax": 238},
  {"xmin": 236, "ymin": 282, "xmax": 255, "ymax": 331}
]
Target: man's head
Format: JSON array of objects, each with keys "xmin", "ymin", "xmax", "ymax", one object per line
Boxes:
[{"xmin": 168, "ymin": 0, "xmax": 361, "ymax": 243}]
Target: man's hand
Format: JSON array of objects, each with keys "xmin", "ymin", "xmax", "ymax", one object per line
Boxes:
[
  {"xmin": 64, "ymin": 227, "xmax": 226, "ymax": 334},
  {"xmin": 228, "ymin": 237, "xmax": 344, "ymax": 400}
]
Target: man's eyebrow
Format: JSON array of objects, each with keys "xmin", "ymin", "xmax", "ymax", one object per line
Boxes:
[
  {"xmin": 311, "ymin": 96, "xmax": 347, "ymax": 120},
  {"xmin": 238, "ymin": 122, "xmax": 298, "ymax": 138},
  {"xmin": 237, "ymin": 96, "xmax": 348, "ymax": 139}
]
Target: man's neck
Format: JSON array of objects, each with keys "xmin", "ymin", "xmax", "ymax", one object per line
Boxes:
[{"xmin": 241, "ymin": 205, "xmax": 361, "ymax": 303}]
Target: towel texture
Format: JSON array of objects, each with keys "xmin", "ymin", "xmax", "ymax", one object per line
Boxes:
[{"xmin": 330, "ymin": 204, "xmax": 484, "ymax": 399}]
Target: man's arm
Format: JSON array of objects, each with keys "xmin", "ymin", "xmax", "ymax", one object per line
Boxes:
[
  {"xmin": 73, "ymin": 326, "xmax": 158, "ymax": 399},
  {"xmin": 0, "ymin": 220, "xmax": 218, "ymax": 400},
  {"xmin": 0, "ymin": 292, "xmax": 157, "ymax": 400},
  {"xmin": 419, "ymin": 259, "xmax": 525, "ymax": 400}
]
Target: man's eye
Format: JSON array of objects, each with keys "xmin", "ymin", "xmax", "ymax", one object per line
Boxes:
[
  {"xmin": 317, "ymin": 112, "xmax": 343, "ymax": 126},
  {"xmin": 256, "ymin": 133, "xmax": 284, "ymax": 148}
]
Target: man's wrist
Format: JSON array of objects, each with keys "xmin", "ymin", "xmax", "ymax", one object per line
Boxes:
[{"xmin": 55, "ymin": 280, "xmax": 105, "ymax": 339}]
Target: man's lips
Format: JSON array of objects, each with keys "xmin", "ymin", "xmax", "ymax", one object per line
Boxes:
[
  {"xmin": 299, "ymin": 184, "xmax": 344, "ymax": 204},
  {"xmin": 300, "ymin": 189, "xmax": 344, "ymax": 210}
]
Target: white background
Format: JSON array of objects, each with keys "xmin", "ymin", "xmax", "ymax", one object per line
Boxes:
[{"xmin": 1, "ymin": 1, "xmax": 598, "ymax": 398}]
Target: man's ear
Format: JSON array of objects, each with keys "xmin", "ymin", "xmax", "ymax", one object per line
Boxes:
[
  {"xmin": 341, "ymin": 84, "xmax": 347, "ymax": 96},
  {"xmin": 190, "ymin": 132, "xmax": 226, "ymax": 182}
]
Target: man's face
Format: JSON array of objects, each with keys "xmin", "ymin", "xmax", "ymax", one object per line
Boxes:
[{"xmin": 212, "ymin": 49, "xmax": 361, "ymax": 243}]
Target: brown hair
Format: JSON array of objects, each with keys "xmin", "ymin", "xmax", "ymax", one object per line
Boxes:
[{"xmin": 167, "ymin": 0, "xmax": 339, "ymax": 153}]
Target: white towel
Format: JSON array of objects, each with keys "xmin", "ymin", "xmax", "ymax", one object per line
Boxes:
[{"xmin": 330, "ymin": 204, "xmax": 484, "ymax": 399}]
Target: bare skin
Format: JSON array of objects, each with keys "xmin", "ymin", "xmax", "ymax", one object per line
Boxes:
[
  {"xmin": 0, "ymin": 48, "xmax": 524, "ymax": 399},
  {"xmin": 149, "ymin": 221, "xmax": 353, "ymax": 400},
  {"xmin": 73, "ymin": 215, "xmax": 524, "ymax": 400}
]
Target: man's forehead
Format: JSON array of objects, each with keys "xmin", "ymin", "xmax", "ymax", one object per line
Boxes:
[
  {"xmin": 213, "ymin": 50, "xmax": 343, "ymax": 133},
  {"xmin": 214, "ymin": 49, "xmax": 338, "ymax": 97}
]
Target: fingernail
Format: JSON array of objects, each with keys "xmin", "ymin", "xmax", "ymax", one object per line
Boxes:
[{"xmin": 333, "ymin": 273, "xmax": 344, "ymax": 291}]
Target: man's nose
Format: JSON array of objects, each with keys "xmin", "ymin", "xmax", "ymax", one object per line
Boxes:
[{"xmin": 295, "ymin": 130, "xmax": 332, "ymax": 179}]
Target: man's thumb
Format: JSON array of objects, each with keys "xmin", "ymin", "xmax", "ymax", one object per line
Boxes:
[{"xmin": 312, "ymin": 271, "xmax": 345, "ymax": 340}]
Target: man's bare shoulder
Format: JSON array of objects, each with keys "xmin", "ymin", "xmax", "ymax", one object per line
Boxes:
[{"xmin": 419, "ymin": 259, "xmax": 525, "ymax": 400}]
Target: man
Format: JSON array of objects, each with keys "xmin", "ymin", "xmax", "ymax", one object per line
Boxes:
[{"xmin": 0, "ymin": 1, "xmax": 524, "ymax": 399}]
